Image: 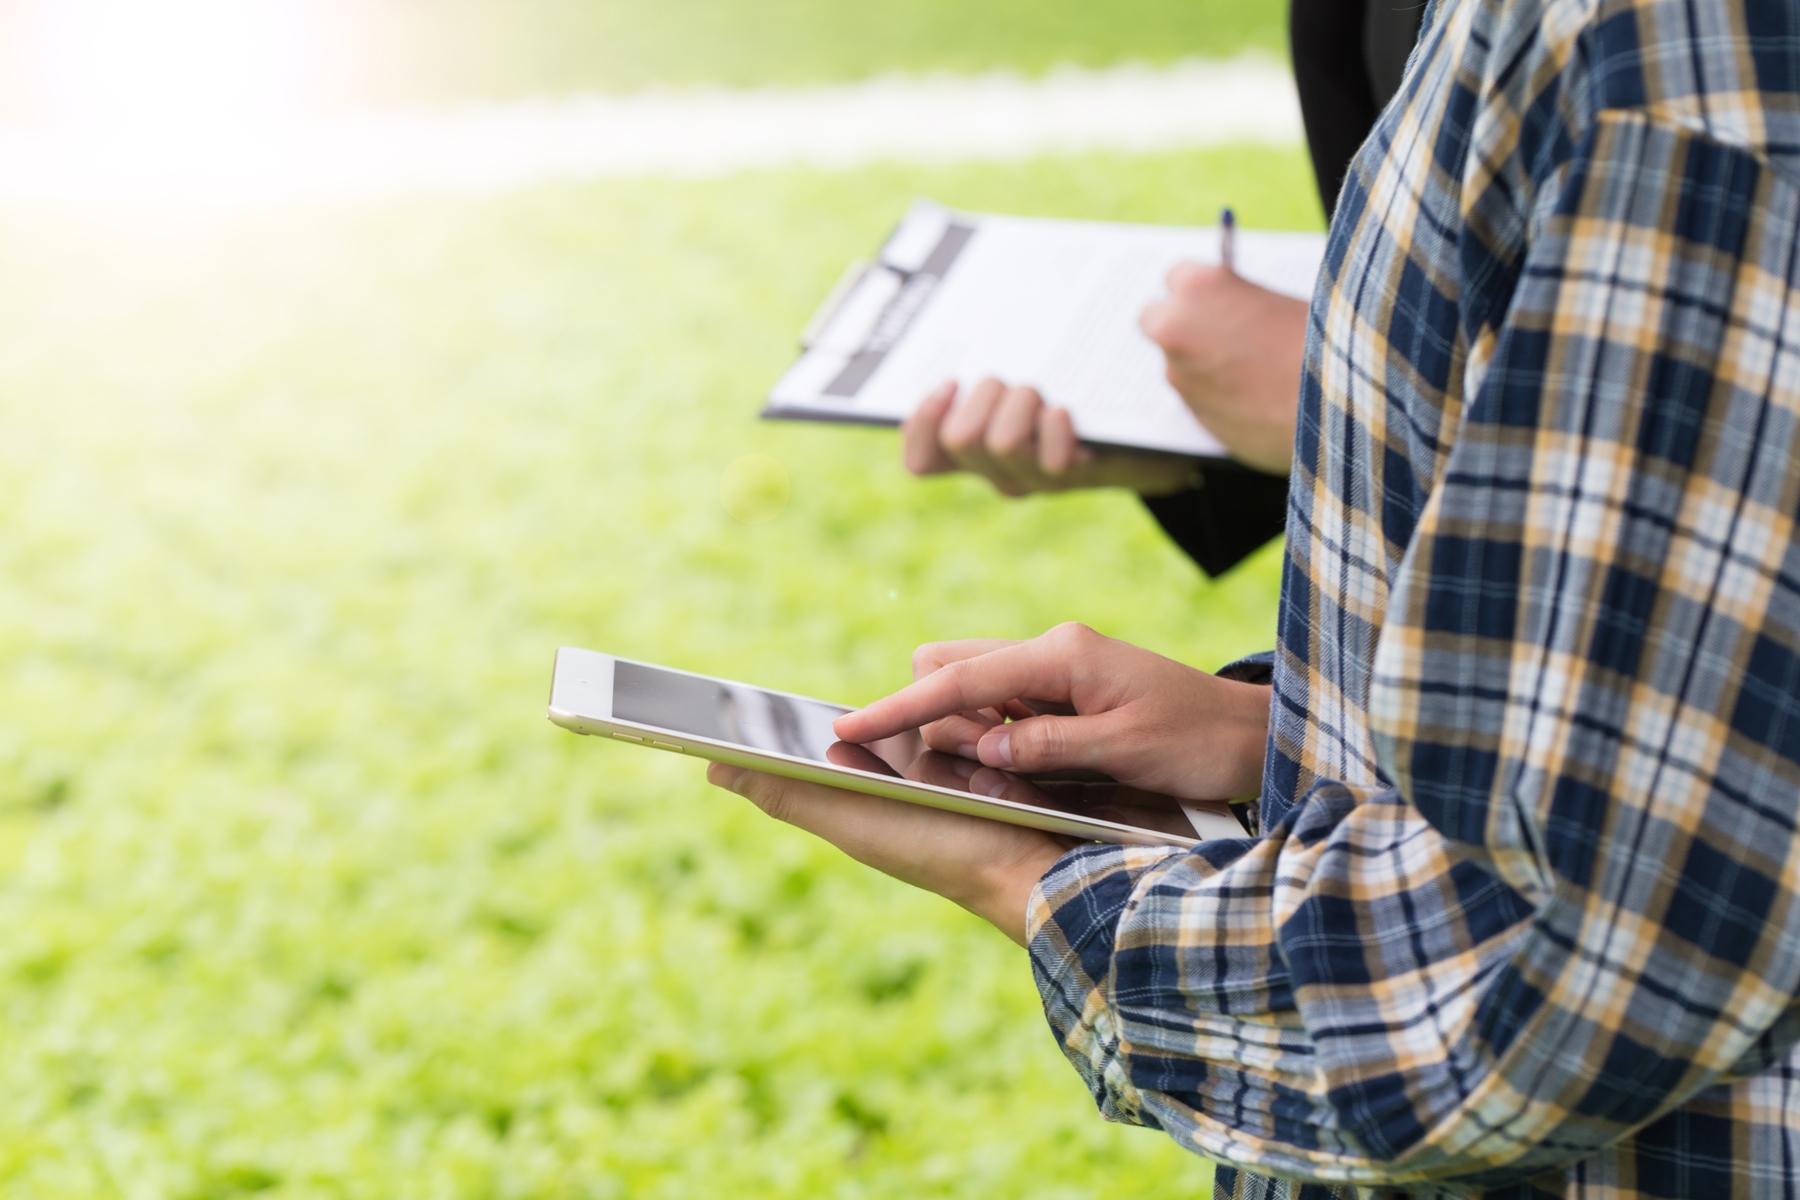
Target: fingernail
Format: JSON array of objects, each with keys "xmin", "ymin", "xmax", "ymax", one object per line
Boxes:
[
  {"xmin": 988, "ymin": 732, "xmax": 1013, "ymax": 768},
  {"xmin": 712, "ymin": 766, "xmax": 749, "ymax": 794},
  {"xmin": 956, "ymin": 743, "xmax": 979, "ymax": 761},
  {"xmin": 981, "ymin": 778, "xmax": 1009, "ymax": 798}
]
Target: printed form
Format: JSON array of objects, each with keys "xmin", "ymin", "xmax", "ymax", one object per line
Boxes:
[{"xmin": 766, "ymin": 202, "xmax": 1328, "ymax": 458}]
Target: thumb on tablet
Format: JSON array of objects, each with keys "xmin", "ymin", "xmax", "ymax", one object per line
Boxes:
[{"xmin": 975, "ymin": 710, "xmax": 1123, "ymax": 776}]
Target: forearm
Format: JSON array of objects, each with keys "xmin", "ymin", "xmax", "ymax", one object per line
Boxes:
[{"xmin": 1025, "ymin": 791, "xmax": 1556, "ymax": 1186}]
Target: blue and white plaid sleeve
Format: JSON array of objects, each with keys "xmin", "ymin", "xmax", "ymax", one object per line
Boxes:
[{"xmin": 1029, "ymin": 2, "xmax": 1800, "ymax": 1191}]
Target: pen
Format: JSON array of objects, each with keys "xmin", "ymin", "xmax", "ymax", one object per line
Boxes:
[{"xmin": 1219, "ymin": 207, "xmax": 1236, "ymax": 273}]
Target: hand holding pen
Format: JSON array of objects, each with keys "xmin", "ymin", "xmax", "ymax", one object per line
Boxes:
[{"xmin": 1136, "ymin": 203, "xmax": 1309, "ymax": 474}]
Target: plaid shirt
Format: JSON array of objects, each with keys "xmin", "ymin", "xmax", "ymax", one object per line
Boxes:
[{"xmin": 1027, "ymin": 2, "xmax": 1800, "ymax": 1197}]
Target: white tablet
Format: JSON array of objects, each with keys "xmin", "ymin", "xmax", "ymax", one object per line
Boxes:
[{"xmin": 547, "ymin": 646, "xmax": 1251, "ymax": 847}]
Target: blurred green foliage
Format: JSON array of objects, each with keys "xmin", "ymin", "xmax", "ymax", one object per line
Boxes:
[
  {"xmin": 0, "ymin": 148, "xmax": 1314, "ymax": 1197},
  {"xmin": 329, "ymin": 0, "xmax": 1287, "ymax": 108}
]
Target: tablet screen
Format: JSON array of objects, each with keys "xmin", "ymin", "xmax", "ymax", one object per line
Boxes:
[
  {"xmin": 612, "ymin": 659, "xmax": 850, "ymax": 760},
  {"xmin": 610, "ymin": 660, "xmax": 1243, "ymax": 843}
]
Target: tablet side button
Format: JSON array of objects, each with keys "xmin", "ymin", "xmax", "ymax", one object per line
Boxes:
[
  {"xmin": 612, "ymin": 732, "xmax": 646, "ymax": 743},
  {"xmin": 650, "ymin": 740, "xmax": 684, "ymax": 753}
]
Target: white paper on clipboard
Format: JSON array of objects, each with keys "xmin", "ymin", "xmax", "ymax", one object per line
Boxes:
[{"xmin": 765, "ymin": 200, "xmax": 1327, "ymax": 458}]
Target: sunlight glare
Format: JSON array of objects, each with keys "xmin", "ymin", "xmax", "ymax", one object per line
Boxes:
[{"xmin": 22, "ymin": 0, "xmax": 327, "ymax": 132}]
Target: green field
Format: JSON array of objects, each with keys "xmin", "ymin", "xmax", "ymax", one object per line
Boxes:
[
  {"xmin": 0, "ymin": 0, "xmax": 1317, "ymax": 1186},
  {"xmin": 325, "ymin": 0, "xmax": 1287, "ymax": 107},
  {"xmin": 0, "ymin": 148, "xmax": 1315, "ymax": 1198}
]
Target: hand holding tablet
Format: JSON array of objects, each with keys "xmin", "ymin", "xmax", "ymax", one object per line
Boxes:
[
  {"xmin": 549, "ymin": 631, "xmax": 1270, "ymax": 943},
  {"xmin": 548, "ymin": 628, "xmax": 1265, "ymax": 848}
]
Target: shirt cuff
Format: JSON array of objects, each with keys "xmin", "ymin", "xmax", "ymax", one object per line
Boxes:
[
  {"xmin": 1027, "ymin": 842, "xmax": 1188, "ymax": 1127},
  {"xmin": 1139, "ymin": 463, "xmax": 1289, "ymax": 578},
  {"xmin": 1216, "ymin": 649, "xmax": 1275, "ymax": 685}
]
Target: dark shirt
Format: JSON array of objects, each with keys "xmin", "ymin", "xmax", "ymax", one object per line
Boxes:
[{"xmin": 1142, "ymin": 0, "xmax": 1424, "ymax": 576}]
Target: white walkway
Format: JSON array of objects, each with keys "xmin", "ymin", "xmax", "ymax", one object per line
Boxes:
[{"xmin": 0, "ymin": 56, "xmax": 1300, "ymax": 206}]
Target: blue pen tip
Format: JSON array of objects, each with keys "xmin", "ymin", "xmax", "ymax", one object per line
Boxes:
[{"xmin": 1221, "ymin": 207, "xmax": 1235, "ymax": 227}]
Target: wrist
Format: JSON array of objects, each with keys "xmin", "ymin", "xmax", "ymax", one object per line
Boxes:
[
  {"xmin": 959, "ymin": 842, "xmax": 1067, "ymax": 947},
  {"xmin": 1216, "ymin": 678, "xmax": 1273, "ymax": 798},
  {"xmin": 1129, "ymin": 456, "xmax": 1204, "ymax": 497}
]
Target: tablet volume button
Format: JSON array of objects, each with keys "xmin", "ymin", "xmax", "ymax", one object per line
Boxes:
[
  {"xmin": 612, "ymin": 732, "xmax": 645, "ymax": 743},
  {"xmin": 650, "ymin": 740, "xmax": 683, "ymax": 753}
]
